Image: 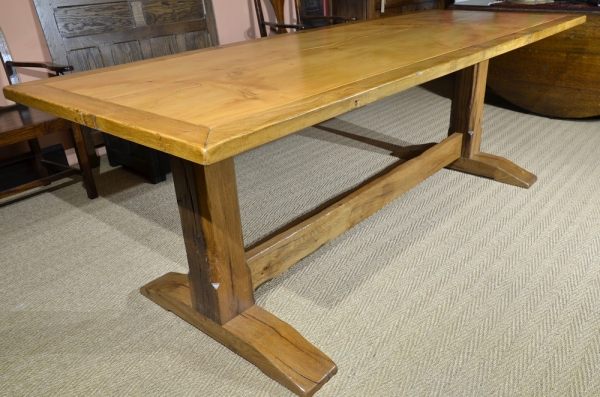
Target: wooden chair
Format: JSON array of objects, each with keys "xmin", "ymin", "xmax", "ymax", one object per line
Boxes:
[
  {"xmin": 0, "ymin": 28, "xmax": 97, "ymax": 200},
  {"xmin": 31, "ymin": 0, "xmax": 219, "ymax": 184},
  {"xmin": 254, "ymin": 0, "xmax": 356, "ymax": 37}
]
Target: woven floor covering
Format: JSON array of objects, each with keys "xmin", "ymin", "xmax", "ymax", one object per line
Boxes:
[{"xmin": 2, "ymin": 79, "xmax": 600, "ymax": 397}]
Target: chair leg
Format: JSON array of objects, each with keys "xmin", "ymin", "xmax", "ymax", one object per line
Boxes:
[
  {"xmin": 71, "ymin": 122, "xmax": 98, "ymax": 199},
  {"xmin": 27, "ymin": 138, "xmax": 50, "ymax": 180}
]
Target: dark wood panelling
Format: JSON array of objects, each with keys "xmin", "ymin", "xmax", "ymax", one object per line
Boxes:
[
  {"xmin": 54, "ymin": 3, "xmax": 135, "ymax": 38},
  {"xmin": 139, "ymin": 39, "xmax": 153, "ymax": 59},
  {"xmin": 62, "ymin": 20, "xmax": 207, "ymax": 51},
  {"xmin": 150, "ymin": 35, "xmax": 179, "ymax": 57},
  {"xmin": 67, "ymin": 47, "xmax": 104, "ymax": 71},
  {"xmin": 111, "ymin": 41, "xmax": 144, "ymax": 65},
  {"xmin": 98, "ymin": 45, "xmax": 115, "ymax": 67},
  {"xmin": 184, "ymin": 31, "xmax": 211, "ymax": 51},
  {"xmin": 332, "ymin": 0, "xmax": 367, "ymax": 20},
  {"xmin": 333, "ymin": 0, "xmax": 443, "ymax": 19},
  {"xmin": 52, "ymin": 0, "xmax": 126, "ymax": 7},
  {"xmin": 142, "ymin": 0, "xmax": 204, "ymax": 25}
]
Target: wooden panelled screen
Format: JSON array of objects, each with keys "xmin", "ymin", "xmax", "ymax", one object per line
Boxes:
[{"xmin": 34, "ymin": 0, "xmax": 218, "ymax": 72}]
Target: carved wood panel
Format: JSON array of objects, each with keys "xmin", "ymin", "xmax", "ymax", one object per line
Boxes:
[{"xmin": 33, "ymin": 0, "xmax": 218, "ymax": 73}]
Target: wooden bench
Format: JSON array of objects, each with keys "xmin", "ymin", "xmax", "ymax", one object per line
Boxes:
[{"xmin": 3, "ymin": 10, "xmax": 585, "ymax": 396}]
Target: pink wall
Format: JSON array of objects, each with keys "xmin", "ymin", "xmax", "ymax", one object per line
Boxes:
[
  {"xmin": 0, "ymin": 0, "xmax": 52, "ymax": 107},
  {"xmin": 0, "ymin": 0, "xmax": 57, "ymax": 160},
  {"xmin": 214, "ymin": 0, "xmax": 294, "ymax": 44},
  {"xmin": 214, "ymin": 0, "xmax": 262, "ymax": 44}
]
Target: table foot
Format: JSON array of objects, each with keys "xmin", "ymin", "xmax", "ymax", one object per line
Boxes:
[
  {"xmin": 448, "ymin": 152, "xmax": 537, "ymax": 188},
  {"xmin": 140, "ymin": 272, "xmax": 337, "ymax": 397}
]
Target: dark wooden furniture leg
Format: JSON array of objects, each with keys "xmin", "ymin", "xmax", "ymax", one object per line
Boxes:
[
  {"xmin": 27, "ymin": 138, "xmax": 50, "ymax": 180},
  {"xmin": 447, "ymin": 60, "xmax": 537, "ymax": 188},
  {"xmin": 141, "ymin": 156, "xmax": 337, "ymax": 397},
  {"xmin": 71, "ymin": 123, "xmax": 98, "ymax": 199}
]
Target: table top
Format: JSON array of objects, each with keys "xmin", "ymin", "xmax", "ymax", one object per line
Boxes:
[{"xmin": 3, "ymin": 10, "xmax": 585, "ymax": 165}]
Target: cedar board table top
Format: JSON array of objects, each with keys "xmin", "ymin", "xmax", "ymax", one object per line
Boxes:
[{"xmin": 3, "ymin": 10, "xmax": 585, "ymax": 165}]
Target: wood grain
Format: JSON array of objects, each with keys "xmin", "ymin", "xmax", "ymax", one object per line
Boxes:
[
  {"xmin": 140, "ymin": 272, "xmax": 337, "ymax": 397},
  {"xmin": 0, "ymin": 108, "xmax": 70, "ymax": 146},
  {"xmin": 487, "ymin": 79, "xmax": 600, "ymax": 119},
  {"xmin": 33, "ymin": 0, "xmax": 214, "ymax": 73},
  {"xmin": 170, "ymin": 157, "xmax": 254, "ymax": 325},
  {"xmin": 143, "ymin": 0, "xmax": 204, "ymax": 25},
  {"xmin": 67, "ymin": 47, "xmax": 104, "ymax": 72},
  {"xmin": 149, "ymin": 35, "xmax": 179, "ymax": 58},
  {"xmin": 448, "ymin": 152, "xmax": 537, "ymax": 188},
  {"xmin": 54, "ymin": 3, "xmax": 134, "ymax": 38},
  {"xmin": 4, "ymin": 11, "xmax": 584, "ymax": 165},
  {"xmin": 449, "ymin": 60, "xmax": 488, "ymax": 158},
  {"xmin": 110, "ymin": 41, "xmax": 144, "ymax": 65},
  {"xmin": 449, "ymin": 4, "xmax": 600, "ymax": 118},
  {"xmin": 487, "ymin": 13, "xmax": 600, "ymax": 118},
  {"xmin": 183, "ymin": 30, "xmax": 211, "ymax": 51},
  {"xmin": 446, "ymin": 59, "xmax": 537, "ymax": 188},
  {"xmin": 62, "ymin": 20, "xmax": 208, "ymax": 53},
  {"xmin": 246, "ymin": 133, "xmax": 462, "ymax": 289}
]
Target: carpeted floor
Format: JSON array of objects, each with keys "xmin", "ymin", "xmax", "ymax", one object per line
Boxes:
[{"xmin": 1, "ymin": 78, "xmax": 600, "ymax": 396}]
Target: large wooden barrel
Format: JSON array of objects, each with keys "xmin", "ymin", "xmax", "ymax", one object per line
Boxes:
[
  {"xmin": 486, "ymin": 12, "xmax": 600, "ymax": 119},
  {"xmin": 449, "ymin": 2, "xmax": 600, "ymax": 119}
]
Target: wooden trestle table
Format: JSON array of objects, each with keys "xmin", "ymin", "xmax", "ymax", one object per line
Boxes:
[{"xmin": 3, "ymin": 10, "xmax": 585, "ymax": 396}]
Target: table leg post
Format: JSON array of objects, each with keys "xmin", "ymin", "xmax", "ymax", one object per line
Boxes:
[
  {"xmin": 447, "ymin": 60, "xmax": 537, "ymax": 188},
  {"xmin": 140, "ymin": 156, "xmax": 337, "ymax": 396},
  {"xmin": 170, "ymin": 156, "xmax": 254, "ymax": 324}
]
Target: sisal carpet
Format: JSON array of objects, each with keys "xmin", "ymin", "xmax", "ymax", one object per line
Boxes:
[{"xmin": 1, "ymin": 78, "xmax": 600, "ymax": 396}]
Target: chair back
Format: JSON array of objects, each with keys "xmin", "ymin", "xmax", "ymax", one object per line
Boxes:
[
  {"xmin": 0, "ymin": 28, "xmax": 19, "ymax": 85},
  {"xmin": 32, "ymin": 0, "xmax": 219, "ymax": 73},
  {"xmin": 254, "ymin": 0, "xmax": 352, "ymax": 38},
  {"xmin": 254, "ymin": 0, "xmax": 302, "ymax": 37}
]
